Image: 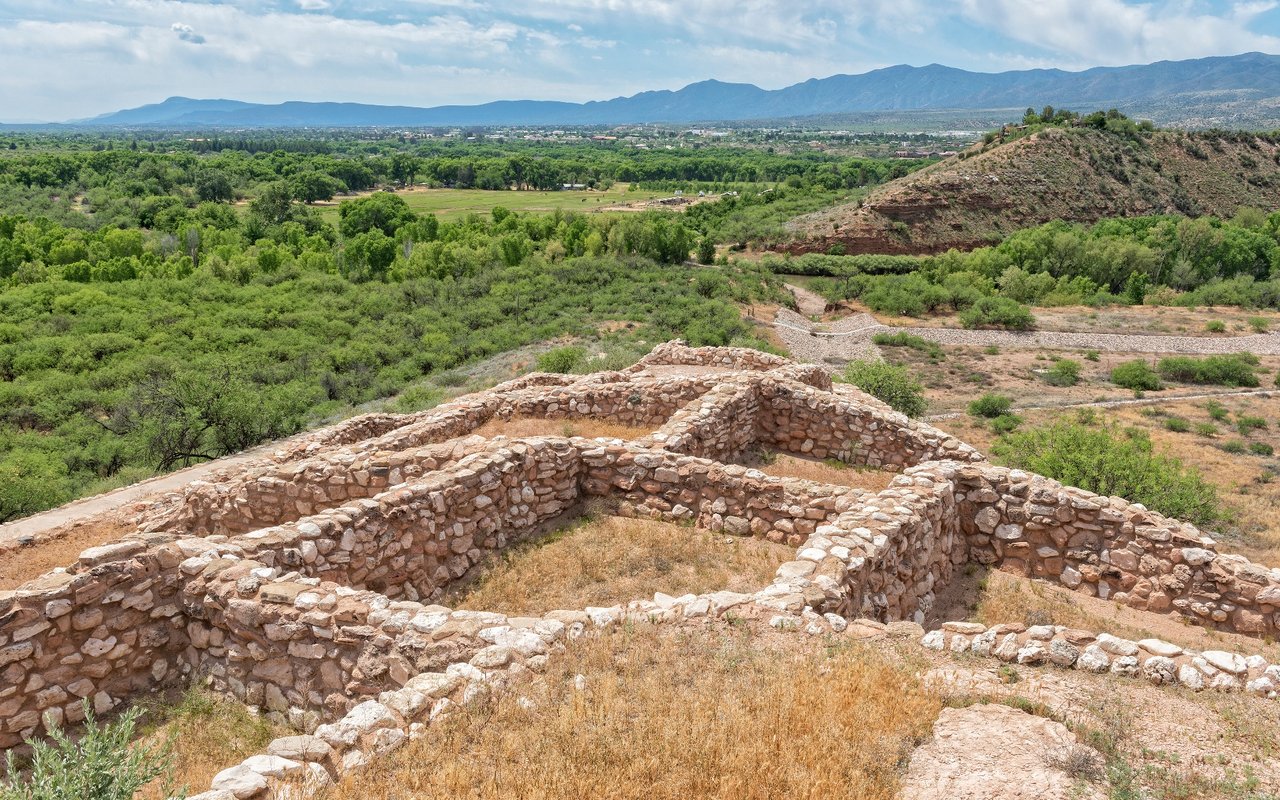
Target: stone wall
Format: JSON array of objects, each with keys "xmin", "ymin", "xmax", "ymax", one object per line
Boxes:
[
  {"xmin": 913, "ymin": 461, "xmax": 1280, "ymax": 638},
  {"xmin": 6, "ymin": 340, "xmax": 1280, "ymax": 774}
]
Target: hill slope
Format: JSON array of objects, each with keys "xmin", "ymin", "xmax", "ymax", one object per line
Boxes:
[
  {"xmin": 785, "ymin": 127, "xmax": 1280, "ymax": 256},
  {"xmin": 77, "ymin": 52, "xmax": 1280, "ymax": 127}
]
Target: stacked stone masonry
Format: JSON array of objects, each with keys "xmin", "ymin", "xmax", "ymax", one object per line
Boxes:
[{"xmin": 1, "ymin": 342, "xmax": 1278, "ymax": 798}]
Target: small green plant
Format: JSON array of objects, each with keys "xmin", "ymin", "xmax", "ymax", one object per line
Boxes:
[
  {"xmin": 1, "ymin": 701, "xmax": 180, "ymax": 800},
  {"xmin": 1163, "ymin": 417, "xmax": 1190, "ymax": 433},
  {"xmin": 1205, "ymin": 320, "xmax": 1226, "ymax": 333},
  {"xmin": 1075, "ymin": 408, "xmax": 1097, "ymax": 425},
  {"xmin": 983, "ymin": 345, "xmax": 1000, "ymax": 355},
  {"xmin": 1110, "ymin": 360, "xmax": 1160, "ymax": 391},
  {"xmin": 1083, "ymin": 349, "xmax": 1100, "ymax": 362},
  {"xmin": 968, "ymin": 393, "xmax": 1013, "ymax": 419},
  {"xmin": 1194, "ymin": 422, "xmax": 1219, "ymax": 437},
  {"xmin": 536, "ymin": 345, "xmax": 587, "ymax": 374},
  {"xmin": 1221, "ymin": 439, "xmax": 1248, "ymax": 454},
  {"xmin": 1205, "ymin": 400, "xmax": 1229, "ymax": 421},
  {"xmin": 1237, "ymin": 415, "xmax": 1268, "ymax": 435},
  {"xmin": 1249, "ymin": 442, "xmax": 1275, "ymax": 456},
  {"xmin": 841, "ymin": 360, "xmax": 928, "ymax": 417},
  {"xmin": 1042, "ymin": 358, "xmax": 1081, "ymax": 387},
  {"xmin": 1247, "ymin": 316, "xmax": 1269, "ymax": 333}
]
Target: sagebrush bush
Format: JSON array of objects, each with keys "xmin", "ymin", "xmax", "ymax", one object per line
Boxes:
[
  {"xmin": 1163, "ymin": 417, "xmax": 1190, "ymax": 433},
  {"xmin": 536, "ymin": 346, "xmax": 586, "ymax": 374},
  {"xmin": 871, "ymin": 332, "xmax": 945, "ymax": 360},
  {"xmin": 1157, "ymin": 353, "xmax": 1258, "ymax": 387},
  {"xmin": 968, "ymin": 393, "xmax": 1013, "ymax": 419},
  {"xmin": 958, "ymin": 297, "xmax": 1035, "ymax": 330},
  {"xmin": 1042, "ymin": 359, "xmax": 1081, "ymax": 386},
  {"xmin": 1110, "ymin": 360, "xmax": 1161, "ymax": 391},
  {"xmin": 992, "ymin": 423, "xmax": 1221, "ymax": 525},
  {"xmin": 1, "ymin": 701, "xmax": 178, "ymax": 800},
  {"xmin": 841, "ymin": 360, "xmax": 927, "ymax": 417}
]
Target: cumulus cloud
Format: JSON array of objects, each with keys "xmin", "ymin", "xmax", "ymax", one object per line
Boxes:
[{"xmin": 170, "ymin": 22, "xmax": 205, "ymax": 43}]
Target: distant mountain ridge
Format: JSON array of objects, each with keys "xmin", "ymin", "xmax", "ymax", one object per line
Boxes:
[{"xmin": 78, "ymin": 52, "xmax": 1280, "ymax": 128}]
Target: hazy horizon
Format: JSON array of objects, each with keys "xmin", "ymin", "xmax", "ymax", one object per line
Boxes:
[{"xmin": 3, "ymin": 0, "xmax": 1280, "ymax": 123}]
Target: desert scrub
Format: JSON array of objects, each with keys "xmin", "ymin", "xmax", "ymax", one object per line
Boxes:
[
  {"xmin": 1041, "ymin": 358, "xmax": 1081, "ymax": 387},
  {"xmin": 536, "ymin": 345, "xmax": 587, "ymax": 374},
  {"xmin": 1, "ymin": 701, "xmax": 177, "ymax": 800},
  {"xmin": 872, "ymin": 331, "xmax": 945, "ymax": 361},
  {"xmin": 968, "ymin": 393, "xmax": 1013, "ymax": 419},
  {"xmin": 992, "ymin": 422, "xmax": 1222, "ymax": 525},
  {"xmin": 1163, "ymin": 417, "xmax": 1191, "ymax": 433},
  {"xmin": 841, "ymin": 360, "xmax": 927, "ymax": 417},
  {"xmin": 959, "ymin": 297, "xmax": 1035, "ymax": 330},
  {"xmin": 1110, "ymin": 360, "xmax": 1161, "ymax": 391},
  {"xmin": 1156, "ymin": 353, "xmax": 1259, "ymax": 387}
]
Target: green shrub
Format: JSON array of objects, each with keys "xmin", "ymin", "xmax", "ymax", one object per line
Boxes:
[
  {"xmin": 1110, "ymin": 361, "xmax": 1161, "ymax": 391},
  {"xmin": 1042, "ymin": 359, "xmax": 1081, "ymax": 387},
  {"xmin": 1083, "ymin": 350, "xmax": 1100, "ymax": 362},
  {"xmin": 959, "ymin": 297, "xmax": 1035, "ymax": 330},
  {"xmin": 1, "ymin": 701, "xmax": 177, "ymax": 800},
  {"xmin": 968, "ymin": 393, "xmax": 1013, "ymax": 419},
  {"xmin": 992, "ymin": 423, "xmax": 1221, "ymax": 525},
  {"xmin": 1205, "ymin": 320, "xmax": 1226, "ymax": 333},
  {"xmin": 983, "ymin": 345, "xmax": 1000, "ymax": 355},
  {"xmin": 1163, "ymin": 417, "xmax": 1190, "ymax": 433},
  {"xmin": 1249, "ymin": 442, "xmax": 1275, "ymax": 456},
  {"xmin": 1236, "ymin": 415, "xmax": 1268, "ymax": 435},
  {"xmin": 1205, "ymin": 401, "xmax": 1229, "ymax": 421},
  {"xmin": 536, "ymin": 346, "xmax": 586, "ymax": 374},
  {"xmin": 1194, "ymin": 422, "xmax": 1218, "ymax": 437},
  {"xmin": 1247, "ymin": 316, "xmax": 1269, "ymax": 333},
  {"xmin": 872, "ymin": 331, "xmax": 945, "ymax": 361},
  {"xmin": 1221, "ymin": 439, "xmax": 1248, "ymax": 454},
  {"xmin": 990, "ymin": 413, "xmax": 1023, "ymax": 434},
  {"xmin": 841, "ymin": 360, "xmax": 927, "ymax": 417},
  {"xmin": 1156, "ymin": 353, "xmax": 1258, "ymax": 387}
]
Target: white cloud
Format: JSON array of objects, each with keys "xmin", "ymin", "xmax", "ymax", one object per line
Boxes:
[
  {"xmin": 171, "ymin": 22, "xmax": 205, "ymax": 43},
  {"xmin": 958, "ymin": 0, "xmax": 1280, "ymax": 65}
]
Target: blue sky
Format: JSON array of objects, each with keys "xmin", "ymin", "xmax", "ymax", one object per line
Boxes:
[{"xmin": 2, "ymin": 0, "xmax": 1279, "ymax": 122}]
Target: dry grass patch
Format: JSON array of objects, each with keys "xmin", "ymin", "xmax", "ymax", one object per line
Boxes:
[
  {"xmin": 136, "ymin": 689, "xmax": 285, "ymax": 799},
  {"xmin": 0, "ymin": 518, "xmax": 136, "ymax": 589},
  {"xmin": 446, "ymin": 515, "xmax": 793, "ymax": 615},
  {"xmin": 321, "ymin": 626, "xmax": 941, "ymax": 800},
  {"xmin": 751, "ymin": 452, "xmax": 895, "ymax": 491},
  {"xmin": 472, "ymin": 415, "xmax": 654, "ymax": 441}
]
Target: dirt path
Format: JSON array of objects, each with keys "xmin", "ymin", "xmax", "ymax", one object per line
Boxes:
[
  {"xmin": 784, "ymin": 282, "xmax": 828, "ymax": 318},
  {"xmin": 772, "ymin": 308, "xmax": 1280, "ymax": 364},
  {"xmin": 924, "ymin": 387, "xmax": 1279, "ymax": 422}
]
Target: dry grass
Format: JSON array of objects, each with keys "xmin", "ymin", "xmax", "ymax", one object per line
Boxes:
[
  {"xmin": 446, "ymin": 515, "xmax": 794, "ymax": 615},
  {"xmin": 136, "ymin": 689, "xmax": 285, "ymax": 799},
  {"xmin": 751, "ymin": 452, "xmax": 895, "ymax": 491},
  {"xmin": 972, "ymin": 569, "xmax": 1280, "ymax": 662},
  {"xmin": 0, "ymin": 518, "xmax": 136, "ymax": 589},
  {"xmin": 321, "ymin": 626, "xmax": 941, "ymax": 800},
  {"xmin": 472, "ymin": 415, "xmax": 655, "ymax": 441}
]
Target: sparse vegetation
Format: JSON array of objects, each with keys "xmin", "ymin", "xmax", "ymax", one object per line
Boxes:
[
  {"xmin": 959, "ymin": 297, "xmax": 1035, "ymax": 330},
  {"xmin": 872, "ymin": 331, "xmax": 945, "ymax": 361}
]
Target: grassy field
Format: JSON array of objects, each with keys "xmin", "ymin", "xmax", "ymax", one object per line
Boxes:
[{"xmin": 314, "ymin": 183, "xmax": 669, "ymax": 224}]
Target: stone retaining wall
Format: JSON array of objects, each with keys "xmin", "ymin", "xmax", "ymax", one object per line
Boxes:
[{"xmin": 911, "ymin": 461, "xmax": 1280, "ymax": 638}]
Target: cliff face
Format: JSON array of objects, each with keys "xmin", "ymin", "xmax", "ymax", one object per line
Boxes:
[{"xmin": 785, "ymin": 128, "xmax": 1280, "ymax": 256}]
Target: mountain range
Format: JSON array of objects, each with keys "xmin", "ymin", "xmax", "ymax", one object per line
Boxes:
[{"xmin": 76, "ymin": 52, "xmax": 1280, "ymax": 128}]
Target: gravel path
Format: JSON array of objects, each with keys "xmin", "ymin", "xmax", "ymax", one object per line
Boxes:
[
  {"xmin": 772, "ymin": 305, "xmax": 1280, "ymax": 364},
  {"xmin": 924, "ymin": 388, "xmax": 1280, "ymax": 421}
]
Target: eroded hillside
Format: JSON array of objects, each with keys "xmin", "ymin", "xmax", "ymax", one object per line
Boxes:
[{"xmin": 786, "ymin": 127, "xmax": 1280, "ymax": 255}]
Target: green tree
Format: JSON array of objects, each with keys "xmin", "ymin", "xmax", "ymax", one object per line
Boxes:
[
  {"xmin": 290, "ymin": 171, "xmax": 343, "ymax": 204},
  {"xmin": 338, "ymin": 192, "xmax": 417, "ymax": 239},
  {"xmin": 194, "ymin": 170, "xmax": 233, "ymax": 203},
  {"xmin": 696, "ymin": 236, "xmax": 716, "ymax": 265}
]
